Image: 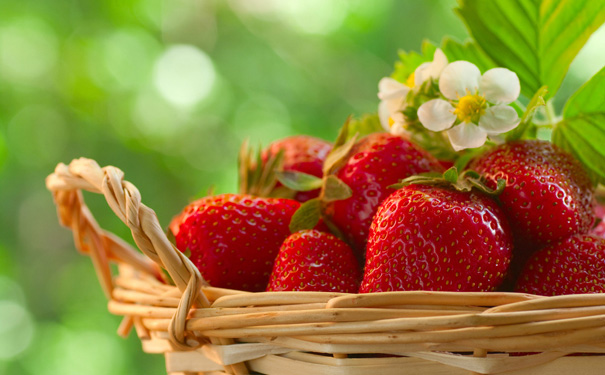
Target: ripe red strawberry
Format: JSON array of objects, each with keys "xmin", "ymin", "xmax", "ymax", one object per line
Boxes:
[
  {"xmin": 266, "ymin": 229, "xmax": 361, "ymax": 292},
  {"xmin": 360, "ymin": 184, "xmax": 513, "ymax": 293},
  {"xmin": 469, "ymin": 140, "xmax": 595, "ymax": 250},
  {"xmin": 263, "ymin": 135, "xmax": 332, "ymax": 202},
  {"xmin": 326, "ymin": 133, "xmax": 443, "ymax": 255},
  {"xmin": 515, "ymin": 234, "xmax": 605, "ymax": 296},
  {"xmin": 170, "ymin": 194, "xmax": 300, "ymax": 292}
]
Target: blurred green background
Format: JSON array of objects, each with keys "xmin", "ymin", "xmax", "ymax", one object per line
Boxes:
[{"xmin": 0, "ymin": 0, "xmax": 603, "ymax": 374}]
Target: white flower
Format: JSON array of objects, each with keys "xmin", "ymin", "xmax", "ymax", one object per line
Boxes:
[
  {"xmin": 388, "ymin": 112, "xmax": 408, "ymax": 136},
  {"xmin": 378, "ymin": 77, "xmax": 409, "ymax": 132},
  {"xmin": 413, "ymin": 48, "xmax": 448, "ymax": 87},
  {"xmin": 378, "ymin": 49, "xmax": 449, "ymax": 133},
  {"xmin": 417, "ymin": 61, "xmax": 520, "ymax": 151}
]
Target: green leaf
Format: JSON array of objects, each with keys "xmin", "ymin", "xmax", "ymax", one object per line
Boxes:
[
  {"xmin": 391, "ymin": 40, "xmax": 436, "ymax": 83},
  {"xmin": 555, "ymin": 67, "xmax": 605, "ymax": 184},
  {"xmin": 456, "ymin": 0, "xmax": 605, "ymax": 98},
  {"xmin": 276, "ymin": 171, "xmax": 323, "ymax": 192},
  {"xmin": 289, "ymin": 198, "xmax": 322, "ymax": 233},
  {"xmin": 564, "ymin": 65, "xmax": 605, "ymax": 118},
  {"xmin": 440, "ymin": 37, "xmax": 496, "ymax": 73},
  {"xmin": 333, "ymin": 116, "xmax": 351, "ymax": 149},
  {"xmin": 506, "ymin": 86, "xmax": 548, "ymax": 141},
  {"xmin": 275, "ymin": 171, "xmax": 322, "ymax": 192},
  {"xmin": 347, "ymin": 113, "xmax": 382, "ymax": 140},
  {"xmin": 323, "ymin": 133, "xmax": 358, "ymax": 175},
  {"xmin": 322, "ymin": 175, "xmax": 352, "ymax": 203},
  {"xmin": 553, "ymin": 113, "xmax": 605, "ymax": 184},
  {"xmin": 443, "ymin": 167, "xmax": 459, "ymax": 184}
]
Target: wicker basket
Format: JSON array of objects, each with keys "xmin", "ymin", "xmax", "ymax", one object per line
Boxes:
[{"xmin": 46, "ymin": 158, "xmax": 605, "ymax": 375}]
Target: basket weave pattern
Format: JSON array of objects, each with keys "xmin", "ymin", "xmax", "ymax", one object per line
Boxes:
[{"xmin": 46, "ymin": 158, "xmax": 605, "ymax": 375}]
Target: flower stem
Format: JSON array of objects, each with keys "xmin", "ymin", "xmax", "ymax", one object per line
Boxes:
[{"xmin": 545, "ymin": 100, "xmax": 557, "ymax": 127}]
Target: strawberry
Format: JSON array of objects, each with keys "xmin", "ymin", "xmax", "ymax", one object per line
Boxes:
[
  {"xmin": 360, "ymin": 183, "xmax": 513, "ymax": 293},
  {"xmin": 326, "ymin": 133, "xmax": 443, "ymax": 255},
  {"xmin": 262, "ymin": 135, "xmax": 332, "ymax": 202},
  {"xmin": 515, "ymin": 234, "xmax": 605, "ymax": 296},
  {"xmin": 468, "ymin": 140, "xmax": 595, "ymax": 250},
  {"xmin": 266, "ymin": 229, "xmax": 361, "ymax": 292},
  {"xmin": 170, "ymin": 194, "xmax": 300, "ymax": 292}
]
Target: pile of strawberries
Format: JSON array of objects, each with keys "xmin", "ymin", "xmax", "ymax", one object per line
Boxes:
[{"xmin": 169, "ymin": 128, "xmax": 605, "ymax": 296}]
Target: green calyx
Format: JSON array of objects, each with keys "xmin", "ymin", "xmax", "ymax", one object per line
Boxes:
[
  {"xmin": 238, "ymin": 139, "xmax": 293, "ymax": 198},
  {"xmin": 390, "ymin": 166, "xmax": 505, "ymax": 196},
  {"xmin": 287, "ymin": 117, "xmax": 357, "ymax": 235},
  {"xmin": 285, "ymin": 173, "xmax": 353, "ymax": 233}
]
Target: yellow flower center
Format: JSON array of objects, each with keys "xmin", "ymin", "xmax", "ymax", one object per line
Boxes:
[
  {"xmin": 388, "ymin": 117, "xmax": 395, "ymax": 127},
  {"xmin": 405, "ymin": 72, "xmax": 416, "ymax": 88},
  {"xmin": 454, "ymin": 94, "xmax": 486, "ymax": 123}
]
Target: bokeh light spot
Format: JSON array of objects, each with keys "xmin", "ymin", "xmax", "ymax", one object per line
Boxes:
[
  {"xmin": 153, "ymin": 45, "xmax": 216, "ymax": 107},
  {"xmin": 0, "ymin": 300, "xmax": 35, "ymax": 360},
  {"xmin": 0, "ymin": 276, "xmax": 26, "ymax": 306},
  {"xmin": 276, "ymin": 0, "xmax": 349, "ymax": 34},
  {"xmin": 89, "ymin": 28, "xmax": 161, "ymax": 90},
  {"xmin": 23, "ymin": 325, "xmax": 126, "ymax": 375},
  {"xmin": 132, "ymin": 89, "xmax": 185, "ymax": 139},
  {"xmin": 0, "ymin": 18, "xmax": 58, "ymax": 84},
  {"xmin": 230, "ymin": 0, "xmax": 349, "ymax": 35}
]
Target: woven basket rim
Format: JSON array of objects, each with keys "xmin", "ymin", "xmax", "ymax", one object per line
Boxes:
[{"xmin": 46, "ymin": 158, "xmax": 605, "ymax": 375}]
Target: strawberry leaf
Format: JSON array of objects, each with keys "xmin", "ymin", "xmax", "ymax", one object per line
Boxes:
[
  {"xmin": 553, "ymin": 66, "xmax": 605, "ymax": 185},
  {"xmin": 456, "ymin": 0, "xmax": 605, "ymax": 98},
  {"xmin": 323, "ymin": 133, "xmax": 358, "ymax": 176},
  {"xmin": 289, "ymin": 198, "xmax": 322, "ymax": 233},
  {"xmin": 553, "ymin": 113, "xmax": 605, "ymax": 185},
  {"xmin": 322, "ymin": 175, "xmax": 352, "ymax": 203},
  {"xmin": 391, "ymin": 40, "xmax": 436, "ymax": 83},
  {"xmin": 276, "ymin": 171, "xmax": 323, "ymax": 192},
  {"xmin": 443, "ymin": 167, "xmax": 459, "ymax": 184},
  {"xmin": 439, "ymin": 37, "xmax": 496, "ymax": 73},
  {"xmin": 563, "ymin": 65, "xmax": 605, "ymax": 118},
  {"xmin": 333, "ymin": 116, "xmax": 351, "ymax": 149}
]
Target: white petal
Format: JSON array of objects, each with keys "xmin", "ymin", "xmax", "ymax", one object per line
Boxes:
[
  {"xmin": 479, "ymin": 105, "xmax": 520, "ymax": 135},
  {"xmin": 413, "ymin": 49, "xmax": 449, "ymax": 87},
  {"xmin": 390, "ymin": 113, "xmax": 409, "ymax": 136},
  {"xmin": 439, "ymin": 61, "xmax": 481, "ymax": 100},
  {"xmin": 447, "ymin": 122, "xmax": 488, "ymax": 151},
  {"xmin": 417, "ymin": 99, "xmax": 456, "ymax": 131},
  {"xmin": 391, "ymin": 111, "xmax": 405, "ymax": 123},
  {"xmin": 378, "ymin": 77, "xmax": 410, "ymax": 100},
  {"xmin": 378, "ymin": 100, "xmax": 391, "ymax": 131},
  {"xmin": 390, "ymin": 123, "xmax": 409, "ymax": 137},
  {"xmin": 385, "ymin": 96, "xmax": 405, "ymax": 114},
  {"xmin": 429, "ymin": 48, "xmax": 448, "ymax": 77},
  {"xmin": 414, "ymin": 62, "xmax": 431, "ymax": 87},
  {"xmin": 480, "ymin": 68, "xmax": 520, "ymax": 104}
]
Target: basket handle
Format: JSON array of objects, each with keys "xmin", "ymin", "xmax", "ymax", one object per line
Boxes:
[{"xmin": 46, "ymin": 157, "xmax": 211, "ymax": 348}]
